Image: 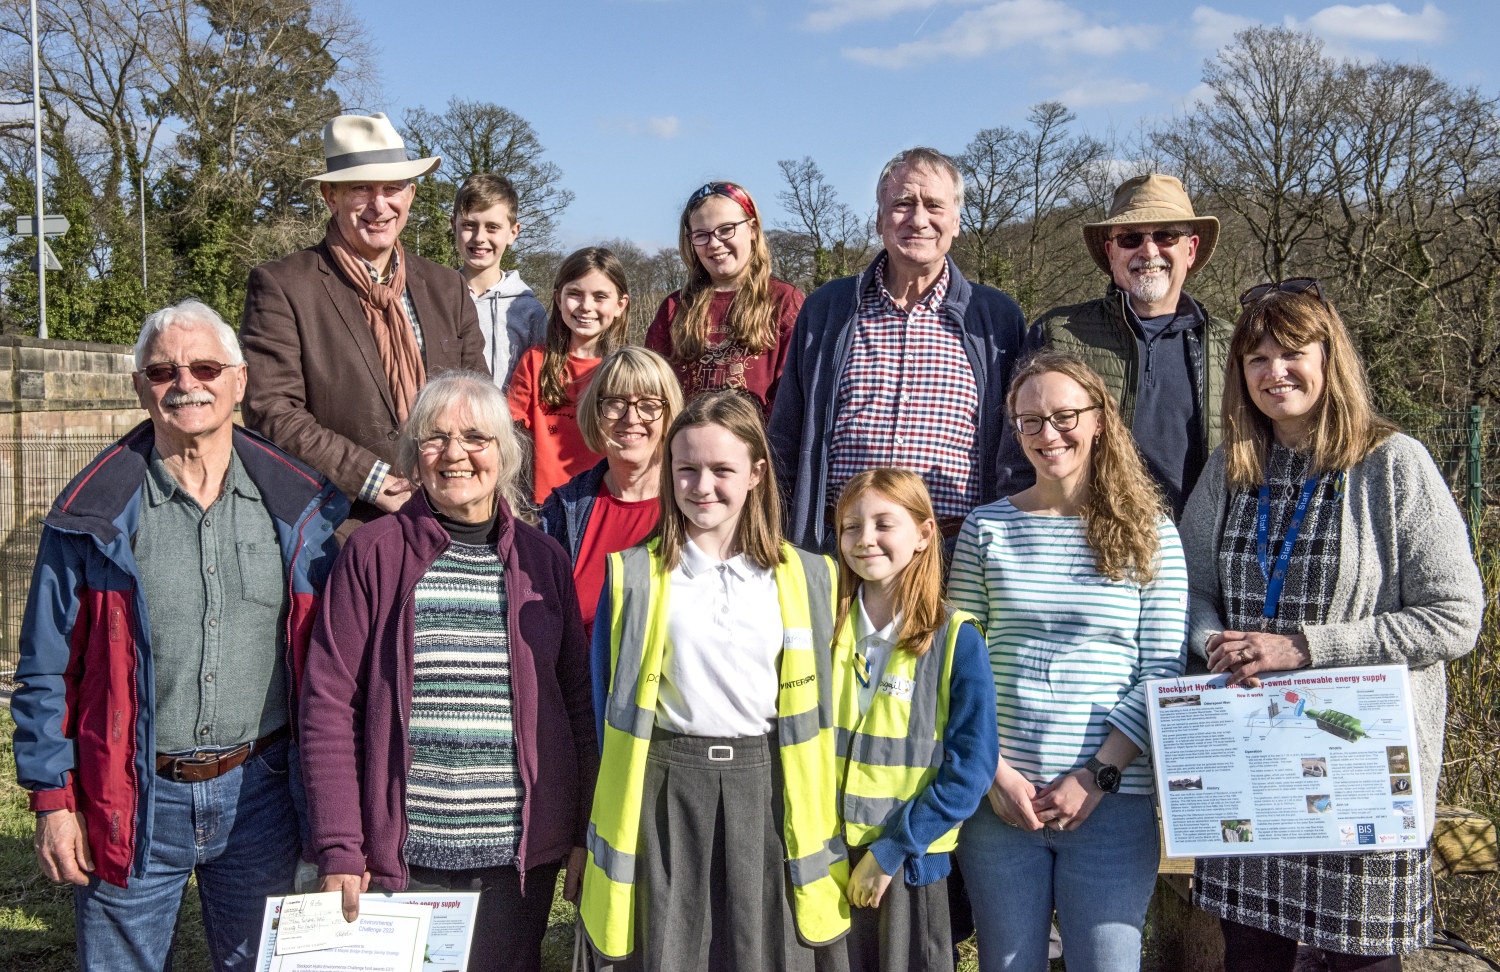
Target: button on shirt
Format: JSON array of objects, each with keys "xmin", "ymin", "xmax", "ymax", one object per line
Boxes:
[
  {"xmin": 657, "ymin": 539, "xmax": 784, "ymax": 737},
  {"xmin": 136, "ymin": 449, "xmax": 288, "ymax": 753},
  {"xmin": 827, "ymin": 259, "xmax": 980, "ymax": 519}
]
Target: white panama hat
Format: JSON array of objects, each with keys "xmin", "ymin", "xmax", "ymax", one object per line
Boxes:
[{"xmin": 306, "ymin": 112, "xmax": 440, "ymax": 185}]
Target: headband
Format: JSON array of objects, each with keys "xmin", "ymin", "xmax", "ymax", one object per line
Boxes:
[{"xmin": 687, "ymin": 181, "xmax": 758, "ymax": 220}]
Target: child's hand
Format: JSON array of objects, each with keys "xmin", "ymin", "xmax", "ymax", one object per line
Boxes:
[
  {"xmin": 1031, "ymin": 769, "xmax": 1105, "ymax": 832},
  {"xmin": 845, "ymin": 852, "xmax": 893, "ymax": 909},
  {"xmin": 988, "ymin": 759, "xmax": 1043, "ymax": 830}
]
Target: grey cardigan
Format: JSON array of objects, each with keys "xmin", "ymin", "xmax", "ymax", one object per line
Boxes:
[{"xmin": 1180, "ymin": 433, "xmax": 1485, "ymax": 826}]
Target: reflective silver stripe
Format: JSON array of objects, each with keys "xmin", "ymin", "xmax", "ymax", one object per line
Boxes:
[
  {"xmin": 606, "ymin": 547, "xmax": 654, "ymax": 735},
  {"xmin": 790, "ymin": 547, "xmax": 837, "ymax": 725},
  {"xmin": 324, "ymin": 147, "xmax": 413, "ymax": 171},
  {"xmin": 844, "ymin": 794, "xmax": 909, "ymax": 827},
  {"xmin": 786, "ymin": 835, "xmax": 848, "ymax": 887},
  {"xmin": 848, "ymin": 732, "xmax": 943, "ymax": 768},
  {"xmin": 779, "ymin": 708, "xmax": 821, "ymax": 746},
  {"xmin": 586, "ymin": 822, "xmax": 637, "ymax": 884}
]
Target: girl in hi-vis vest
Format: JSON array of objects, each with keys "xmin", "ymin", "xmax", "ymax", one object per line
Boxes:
[
  {"xmin": 582, "ymin": 389, "xmax": 848, "ymax": 972},
  {"xmin": 829, "ymin": 469, "xmax": 998, "ymax": 972}
]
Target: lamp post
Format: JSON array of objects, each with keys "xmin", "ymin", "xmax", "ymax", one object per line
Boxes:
[{"xmin": 30, "ymin": 0, "xmax": 46, "ymax": 338}]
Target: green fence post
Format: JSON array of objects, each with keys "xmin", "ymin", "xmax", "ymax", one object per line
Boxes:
[{"xmin": 1468, "ymin": 404, "xmax": 1483, "ymax": 545}]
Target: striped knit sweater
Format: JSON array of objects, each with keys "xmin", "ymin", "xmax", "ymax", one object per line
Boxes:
[
  {"xmin": 948, "ymin": 498, "xmax": 1188, "ymax": 794},
  {"xmin": 404, "ymin": 541, "xmax": 522, "ymax": 869}
]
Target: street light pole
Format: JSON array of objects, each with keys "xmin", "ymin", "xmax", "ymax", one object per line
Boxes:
[
  {"xmin": 30, "ymin": 0, "xmax": 47, "ymax": 339},
  {"xmin": 140, "ymin": 161, "xmax": 147, "ymax": 291}
]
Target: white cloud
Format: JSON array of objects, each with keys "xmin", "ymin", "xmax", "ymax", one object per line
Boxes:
[
  {"xmin": 1053, "ymin": 81, "xmax": 1154, "ymax": 108},
  {"xmin": 602, "ymin": 115, "xmax": 682, "ymax": 140},
  {"xmin": 842, "ymin": 0, "xmax": 1152, "ymax": 69},
  {"xmin": 1190, "ymin": 6, "xmax": 1256, "ymax": 50},
  {"xmin": 805, "ymin": 0, "xmax": 977, "ymax": 31},
  {"xmin": 1293, "ymin": 2, "xmax": 1447, "ymax": 42}
]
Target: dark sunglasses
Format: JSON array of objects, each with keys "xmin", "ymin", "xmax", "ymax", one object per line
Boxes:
[
  {"xmin": 1109, "ymin": 229, "xmax": 1190, "ymax": 250},
  {"xmin": 1239, "ymin": 277, "xmax": 1323, "ymax": 307},
  {"xmin": 140, "ymin": 360, "xmax": 235, "ymax": 384}
]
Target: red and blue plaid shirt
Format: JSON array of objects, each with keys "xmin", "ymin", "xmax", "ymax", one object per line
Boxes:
[{"xmin": 827, "ymin": 259, "xmax": 980, "ymax": 519}]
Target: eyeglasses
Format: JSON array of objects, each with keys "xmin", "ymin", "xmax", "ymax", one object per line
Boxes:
[
  {"xmin": 140, "ymin": 361, "xmax": 236, "ymax": 384},
  {"xmin": 417, "ymin": 431, "xmax": 495, "ymax": 455},
  {"xmin": 1109, "ymin": 229, "xmax": 1191, "ymax": 250},
  {"xmin": 1239, "ymin": 277, "xmax": 1324, "ymax": 307},
  {"xmin": 1014, "ymin": 405, "xmax": 1102, "ymax": 436},
  {"xmin": 598, "ymin": 397, "xmax": 666, "ymax": 422},
  {"xmin": 689, "ymin": 219, "xmax": 752, "ymax": 248}
]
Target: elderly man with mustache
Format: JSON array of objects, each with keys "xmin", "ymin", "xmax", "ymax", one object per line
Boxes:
[
  {"xmin": 10, "ymin": 300, "xmax": 347, "ymax": 971},
  {"xmin": 1001, "ymin": 174, "xmax": 1232, "ymax": 520}
]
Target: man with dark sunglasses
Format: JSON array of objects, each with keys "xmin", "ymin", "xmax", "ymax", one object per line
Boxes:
[
  {"xmin": 11, "ymin": 300, "xmax": 348, "ymax": 971},
  {"xmin": 1002, "ymin": 173, "xmax": 1232, "ymax": 519}
]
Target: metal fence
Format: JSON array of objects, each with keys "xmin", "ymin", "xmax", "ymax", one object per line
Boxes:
[{"xmin": 2, "ymin": 411, "xmax": 1498, "ymax": 676}]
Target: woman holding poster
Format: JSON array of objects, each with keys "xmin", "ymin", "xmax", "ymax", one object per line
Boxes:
[{"xmin": 1180, "ymin": 279, "xmax": 1485, "ymax": 971}]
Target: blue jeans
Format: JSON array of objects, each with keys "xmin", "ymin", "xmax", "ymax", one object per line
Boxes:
[
  {"xmin": 956, "ymin": 792, "xmax": 1158, "ymax": 972},
  {"xmin": 74, "ymin": 738, "xmax": 301, "ymax": 972}
]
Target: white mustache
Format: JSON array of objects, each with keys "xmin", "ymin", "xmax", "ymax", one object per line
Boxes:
[{"xmin": 163, "ymin": 390, "xmax": 215, "ymax": 407}]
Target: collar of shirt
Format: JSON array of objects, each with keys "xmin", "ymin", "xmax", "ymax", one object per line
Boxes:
[
  {"xmin": 874, "ymin": 253, "xmax": 950, "ymax": 316},
  {"xmin": 678, "ymin": 536, "xmax": 767, "ymax": 583},
  {"xmin": 853, "ymin": 587, "xmax": 899, "ymax": 647},
  {"xmin": 363, "ymin": 249, "xmax": 401, "ymax": 286},
  {"xmin": 144, "ymin": 447, "xmax": 257, "ymax": 509}
]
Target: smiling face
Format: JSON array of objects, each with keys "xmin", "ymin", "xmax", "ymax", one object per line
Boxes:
[
  {"xmin": 671, "ymin": 422, "xmax": 764, "ymax": 557},
  {"xmin": 558, "ymin": 268, "xmax": 629, "ymax": 356},
  {"xmin": 600, "ymin": 392, "xmax": 667, "ymax": 470},
  {"xmin": 839, "ymin": 488, "xmax": 933, "ymax": 598},
  {"xmin": 415, "ymin": 402, "xmax": 500, "ymax": 523},
  {"xmin": 1012, "ymin": 371, "xmax": 1101, "ymax": 494},
  {"xmin": 453, "ymin": 202, "xmax": 520, "ymax": 281},
  {"xmin": 134, "ymin": 324, "xmax": 245, "ymax": 450},
  {"xmin": 1104, "ymin": 222, "xmax": 1198, "ymax": 317},
  {"xmin": 1243, "ymin": 335, "xmax": 1326, "ymax": 446},
  {"xmin": 876, "ymin": 163, "xmax": 960, "ymax": 280},
  {"xmin": 322, "ymin": 180, "xmax": 414, "ymax": 267},
  {"xmin": 688, "ymin": 194, "xmax": 755, "ymax": 288}
]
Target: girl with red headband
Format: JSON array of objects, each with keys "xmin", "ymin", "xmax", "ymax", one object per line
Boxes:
[{"xmin": 646, "ymin": 181, "xmax": 803, "ymax": 415}]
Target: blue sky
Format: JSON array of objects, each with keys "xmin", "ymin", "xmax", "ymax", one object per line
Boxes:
[{"xmin": 354, "ymin": 1, "xmax": 1496, "ymax": 253}]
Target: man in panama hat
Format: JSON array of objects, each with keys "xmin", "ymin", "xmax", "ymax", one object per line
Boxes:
[
  {"xmin": 240, "ymin": 113, "xmax": 487, "ymax": 533},
  {"xmin": 1002, "ymin": 173, "xmax": 1232, "ymax": 519}
]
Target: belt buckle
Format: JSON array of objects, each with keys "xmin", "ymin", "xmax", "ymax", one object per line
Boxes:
[{"xmin": 708, "ymin": 745, "xmax": 734, "ymax": 762}]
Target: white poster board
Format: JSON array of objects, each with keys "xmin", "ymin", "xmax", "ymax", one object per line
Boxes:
[
  {"xmin": 256, "ymin": 891, "xmax": 478, "ymax": 972},
  {"xmin": 1145, "ymin": 664, "xmax": 1425, "ymax": 858}
]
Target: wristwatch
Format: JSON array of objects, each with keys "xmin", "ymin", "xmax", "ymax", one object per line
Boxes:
[{"xmin": 1085, "ymin": 756, "xmax": 1122, "ymax": 794}]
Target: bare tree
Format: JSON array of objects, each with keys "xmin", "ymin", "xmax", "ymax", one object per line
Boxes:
[{"xmin": 774, "ymin": 156, "xmax": 872, "ymax": 288}]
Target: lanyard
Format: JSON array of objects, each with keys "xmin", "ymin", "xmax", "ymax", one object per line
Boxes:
[{"xmin": 1256, "ymin": 474, "xmax": 1321, "ymax": 623}]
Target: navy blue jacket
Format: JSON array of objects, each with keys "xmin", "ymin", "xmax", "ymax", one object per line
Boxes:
[
  {"xmin": 766, "ymin": 254, "xmax": 1027, "ymax": 552},
  {"xmin": 538, "ymin": 460, "xmax": 610, "ymax": 564}
]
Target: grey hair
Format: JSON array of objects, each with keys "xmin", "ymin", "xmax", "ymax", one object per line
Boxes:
[
  {"xmin": 576, "ymin": 346, "xmax": 685, "ymax": 454},
  {"xmin": 397, "ymin": 371, "xmax": 530, "ymax": 516},
  {"xmin": 133, "ymin": 300, "xmax": 243, "ymax": 369},
  {"xmin": 875, "ymin": 147, "xmax": 965, "ymax": 214}
]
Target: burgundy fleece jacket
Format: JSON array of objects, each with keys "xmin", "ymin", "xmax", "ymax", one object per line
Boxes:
[{"xmin": 298, "ymin": 494, "xmax": 598, "ymax": 888}]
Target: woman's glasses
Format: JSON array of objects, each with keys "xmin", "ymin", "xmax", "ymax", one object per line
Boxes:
[
  {"xmin": 1239, "ymin": 277, "xmax": 1324, "ymax": 307},
  {"xmin": 688, "ymin": 219, "xmax": 752, "ymax": 248},
  {"xmin": 1013, "ymin": 405, "xmax": 1102, "ymax": 436},
  {"xmin": 140, "ymin": 360, "xmax": 235, "ymax": 384},
  {"xmin": 417, "ymin": 431, "xmax": 495, "ymax": 455},
  {"xmin": 598, "ymin": 397, "xmax": 666, "ymax": 422}
]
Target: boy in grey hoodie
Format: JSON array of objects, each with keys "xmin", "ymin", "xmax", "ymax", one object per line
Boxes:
[{"xmin": 452, "ymin": 173, "xmax": 548, "ymax": 387}]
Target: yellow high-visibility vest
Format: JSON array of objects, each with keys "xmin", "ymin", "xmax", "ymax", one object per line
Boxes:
[
  {"xmin": 832, "ymin": 611, "xmax": 974, "ymax": 853},
  {"xmin": 580, "ymin": 540, "xmax": 851, "ymax": 960}
]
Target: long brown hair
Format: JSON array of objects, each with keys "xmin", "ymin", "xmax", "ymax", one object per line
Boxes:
[
  {"xmin": 654, "ymin": 389, "xmax": 783, "ymax": 572},
  {"xmin": 1223, "ymin": 289, "xmax": 1397, "ymax": 489},
  {"xmin": 540, "ymin": 247, "xmax": 630, "ymax": 409},
  {"xmin": 670, "ymin": 182, "xmax": 777, "ymax": 362},
  {"xmin": 832, "ymin": 469, "xmax": 945, "ymax": 656},
  {"xmin": 1008, "ymin": 350, "xmax": 1165, "ymax": 584}
]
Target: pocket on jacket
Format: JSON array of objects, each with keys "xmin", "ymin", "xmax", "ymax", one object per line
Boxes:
[{"xmin": 237, "ymin": 542, "xmax": 285, "ymax": 609}]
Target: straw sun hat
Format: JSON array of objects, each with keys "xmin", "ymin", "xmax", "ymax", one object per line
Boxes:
[{"xmin": 1082, "ymin": 174, "xmax": 1219, "ymax": 277}]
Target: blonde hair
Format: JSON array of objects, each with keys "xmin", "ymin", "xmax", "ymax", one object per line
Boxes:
[
  {"xmin": 670, "ymin": 181, "xmax": 778, "ymax": 362},
  {"xmin": 832, "ymin": 469, "xmax": 945, "ymax": 656},
  {"xmin": 540, "ymin": 247, "xmax": 631, "ymax": 409},
  {"xmin": 1008, "ymin": 351, "xmax": 1165, "ymax": 584},
  {"xmin": 654, "ymin": 389, "xmax": 783, "ymax": 572},
  {"xmin": 576, "ymin": 346, "xmax": 685, "ymax": 454},
  {"xmin": 398, "ymin": 370, "xmax": 531, "ymax": 519},
  {"xmin": 1223, "ymin": 289, "xmax": 1397, "ymax": 489}
]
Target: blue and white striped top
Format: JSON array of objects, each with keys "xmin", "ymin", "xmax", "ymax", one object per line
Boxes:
[{"xmin": 948, "ymin": 498, "xmax": 1188, "ymax": 795}]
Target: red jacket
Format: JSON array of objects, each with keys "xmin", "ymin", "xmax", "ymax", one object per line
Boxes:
[
  {"xmin": 9, "ymin": 423, "xmax": 347, "ymax": 887},
  {"xmin": 298, "ymin": 494, "xmax": 598, "ymax": 889}
]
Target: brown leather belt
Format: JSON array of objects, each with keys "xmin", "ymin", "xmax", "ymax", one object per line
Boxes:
[{"xmin": 156, "ymin": 725, "xmax": 289, "ymax": 783}]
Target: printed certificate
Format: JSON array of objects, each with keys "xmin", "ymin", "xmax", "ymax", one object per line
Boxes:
[
  {"xmin": 256, "ymin": 892, "xmax": 478, "ymax": 972},
  {"xmin": 1146, "ymin": 664, "xmax": 1426, "ymax": 858}
]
